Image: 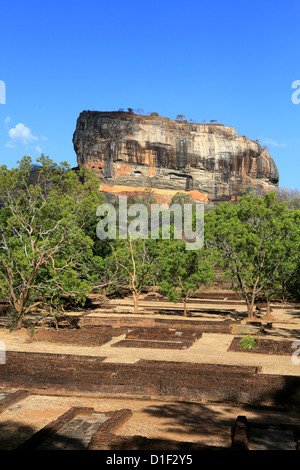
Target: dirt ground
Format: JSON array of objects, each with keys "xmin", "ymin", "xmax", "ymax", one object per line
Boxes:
[
  {"xmin": 1, "ymin": 294, "xmax": 300, "ymax": 449},
  {"xmin": 1, "ymin": 295, "xmax": 300, "ymax": 375},
  {"xmin": 2, "ymin": 390, "xmax": 300, "ymax": 450}
]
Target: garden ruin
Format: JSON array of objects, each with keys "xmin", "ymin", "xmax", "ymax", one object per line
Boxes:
[{"xmin": 0, "ymin": 290, "xmax": 300, "ymax": 450}]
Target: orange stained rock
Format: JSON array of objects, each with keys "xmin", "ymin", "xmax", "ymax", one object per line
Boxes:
[{"xmin": 99, "ymin": 184, "xmax": 209, "ymax": 204}]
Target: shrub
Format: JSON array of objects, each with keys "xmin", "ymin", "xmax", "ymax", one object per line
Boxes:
[{"xmin": 239, "ymin": 335, "xmax": 258, "ymax": 351}]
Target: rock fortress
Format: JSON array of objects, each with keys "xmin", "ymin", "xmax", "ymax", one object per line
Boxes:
[{"xmin": 73, "ymin": 110, "xmax": 279, "ymax": 204}]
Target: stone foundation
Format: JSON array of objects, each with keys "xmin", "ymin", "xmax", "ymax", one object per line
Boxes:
[{"xmin": 1, "ymin": 352, "xmax": 300, "ymax": 407}]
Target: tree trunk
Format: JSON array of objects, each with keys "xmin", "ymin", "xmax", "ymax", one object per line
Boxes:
[
  {"xmin": 247, "ymin": 277, "xmax": 260, "ymax": 320},
  {"xmin": 183, "ymin": 300, "xmax": 187, "ymax": 317},
  {"xmin": 17, "ymin": 312, "xmax": 23, "ymax": 329},
  {"xmin": 101, "ymin": 286, "xmax": 107, "ymax": 299},
  {"xmin": 16, "ymin": 298, "xmax": 25, "ymax": 329},
  {"xmin": 133, "ymin": 291, "xmax": 139, "ymax": 314},
  {"xmin": 264, "ymin": 299, "xmax": 274, "ymax": 322},
  {"xmin": 246, "ymin": 299, "xmax": 255, "ymax": 320}
]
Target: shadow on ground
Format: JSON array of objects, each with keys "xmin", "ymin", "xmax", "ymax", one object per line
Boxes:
[{"xmin": 0, "ymin": 421, "xmax": 87, "ymax": 450}]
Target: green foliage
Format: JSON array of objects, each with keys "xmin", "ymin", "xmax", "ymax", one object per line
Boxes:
[
  {"xmin": 6, "ymin": 309, "xmax": 19, "ymax": 331},
  {"xmin": 205, "ymin": 192, "xmax": 300, "ymax": 316},
  {"xmin": 108, "ymin": 236, "xmax": 161, "ymax": 312},
  {"xmin": 1, "ymin": 155, "xmax": 299, "ymax": 329},
  {"xmin": 0, "ymin": 156, "xmax": 104, "ymax": 327},
  {"xmin": 157, "ymin": 240, "xmax": 215, "ymax": 315},
  {"xmin": 239, "ymin": 335, "xmax": 258, "ymax": 351},
  {"xmin": 170, "ymin": 192, "xmax": 193, "ymax": 206}
]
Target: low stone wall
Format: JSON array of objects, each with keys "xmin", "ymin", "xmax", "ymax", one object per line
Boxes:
[
  {"xmin": 31, "ymin": 326, "xmax": 126, "ymax": 347},
  {"xmin": 231, "ymin": 415, "xmax": 300, "ymax": 450},
  {"xmin": 17, "ymin": 407, "xmax": 133, "ymax": 450},
  {"xmin": 229, "ymin": 337, "xmax": 294, "ymax": 356},
  {"xmin": 125, "ymin": 327, "xmax": 202, "ymax": 341},
  {"xmin": 80, "ymin": 316, "xmax": 235, "ymax": 334},
  {"xmin": 17, "ymin": 406, "xmax": 95, "ymax": 449},
  {"xmin": 111, "ymin": 327, "xmax": 202, "ymax": 350},
  {"xmin": 0, "ymin": 389, "xmax": 30, "ymax": 415},
  {"xmin": 1, "ymin": 352, "xmax": 300, "ymax": 407},
  {"xmin": 191, "ymin": 292, "xmax": 240, "ymax": 300},
  {"xmin": 112, "ymin": 339, "xmax": 195, "ymax": 350}
]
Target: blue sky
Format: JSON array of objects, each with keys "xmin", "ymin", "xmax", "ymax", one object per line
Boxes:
[{"xmin": 0, "ymin": 0, "xmax": 299, "ymax": 190}]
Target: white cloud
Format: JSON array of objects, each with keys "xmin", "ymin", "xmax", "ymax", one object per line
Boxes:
[
  {"xmin": 6, "ymin": 123, "xmax": 39, "ymax": 149},
  {"xmin": 4, "ymin": 116, "xmax": 11, "ymax": 128},
  {"xmin": 260, "ymin": 137, "xmax": 288, "ymax": 148}
]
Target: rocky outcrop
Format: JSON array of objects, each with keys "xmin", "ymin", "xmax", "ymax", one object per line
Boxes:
[{"xmin": 73, "ymin": 111, "xmax": 279, "ymax": 203}]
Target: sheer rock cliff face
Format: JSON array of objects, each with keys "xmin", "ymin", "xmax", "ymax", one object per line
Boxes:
[{"xmin": 73, "ymin": 111, "xmax": 279, "ymax": 203}]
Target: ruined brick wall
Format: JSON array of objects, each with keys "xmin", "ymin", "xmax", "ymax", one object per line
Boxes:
[
  {"xmin": 31, "ymin": 326, "xmax": 126, "ymax": 346},
  {"xmin": 1, "ymin": 352, "xmax": 300, "ymax": 407}
]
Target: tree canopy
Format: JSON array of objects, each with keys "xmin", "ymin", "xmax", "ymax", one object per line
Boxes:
[
  {"xmin": 0, "ymin": 156, "xmax": 104, "ymax": 327},
  {"xmin": 157, "ymin": 240, "xmax": 215, "ymax": 316},
  {"xmin": 205, "ymin": 192, "xmax": 300, "ymax": 318},
  {"xmin": 0, "ymin": 156, "xmax": 298, "ymax": 329}
]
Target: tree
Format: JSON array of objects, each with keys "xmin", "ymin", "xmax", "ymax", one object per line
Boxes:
[
  {"xmin": 0, "ymin": 156, "xmax": 104, "ymax": 328},
  {"xmin": 157, "ymin": 240, "xmax": 215, "ymax": 316},
  {"xmin": 205, "ymin": 193, "xmax": 300, "ymax": 319},
  {"xmin": 262, "ymin": 228, "xmax": 300, "ymax": 305},
  {"xmin": 170, "ymin": 192, "xmax": 193, "ymax": 206},
  {"xmin": 275, "ymin": 187, "xmax": 300, "ymax": 210},
  {"xmin": 109, "ymin": 236, "xmax": 159, "ymax": 313},
  {"xmin": 176, "ymin": 115, "xmax": 186, "ymax": 121},
  {"xmin": 89, "ymin": 246, "xmax": 121, "ymax": 299},
  {"xmin": 280, "ymin": 259, "xmax": 300, "ymax": 301}
]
